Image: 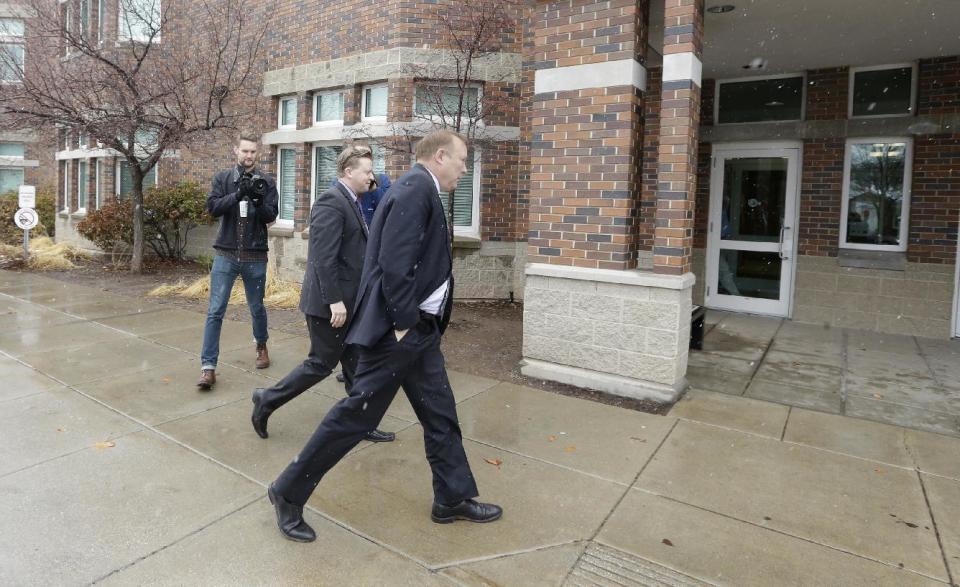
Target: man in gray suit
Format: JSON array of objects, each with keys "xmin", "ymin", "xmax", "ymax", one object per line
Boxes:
[{"xmin": 250, "ymin": 147, "xmax": 394, "ymax": 443}]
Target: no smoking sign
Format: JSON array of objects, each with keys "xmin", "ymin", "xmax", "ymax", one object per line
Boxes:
[{"xmin": 14, "ymin": 207, "xmax": 39, "ymax": 230}]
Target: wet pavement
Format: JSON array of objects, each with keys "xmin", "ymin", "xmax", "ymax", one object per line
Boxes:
[
  {"xmin": 2, "ymin": 270, "xmax": 959, "ymax": 586},
  {"xmin": 689, "ymin": 311, "xmax": 960, "ymax": 437}
]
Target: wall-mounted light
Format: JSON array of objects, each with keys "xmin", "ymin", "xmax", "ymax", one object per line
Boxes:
[{"xmin": 742, "ymin": 57, "xmax": 767, "ymax": 70}]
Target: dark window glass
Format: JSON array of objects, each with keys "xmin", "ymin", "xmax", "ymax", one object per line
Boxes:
[
  {"xmin": 851, "ymin": 67, "xmax": 913, "ymax": 117},
  {"xmin": 717, "ymin": 77, "xmax": 803, "ymax": 124}
]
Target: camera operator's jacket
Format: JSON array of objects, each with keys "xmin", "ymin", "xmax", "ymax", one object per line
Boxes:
[{"xmin": 206, "ymin": 165, "xmax": 279, "ymax": 256}]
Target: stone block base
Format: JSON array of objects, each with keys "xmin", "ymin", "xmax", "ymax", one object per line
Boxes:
[
  {"xmin": 522, "ymin": 263, "xmax": 695, "ymax": 403},
  {"xmin": 521, "ymin": 359, "xmax": 686, "ymax": 403}
]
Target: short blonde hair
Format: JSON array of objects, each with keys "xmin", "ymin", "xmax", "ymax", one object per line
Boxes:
[
  {"xmin": 415, "ymin": 130, "xmax": 465, "ymax": 162},
  {"xmin": 336, "ymin": 146, "xmax": 373, "ymax": 177}
]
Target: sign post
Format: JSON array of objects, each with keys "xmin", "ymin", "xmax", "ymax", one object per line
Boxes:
[{"xmin": 15, "ymin": 185, "xmax": 38, "ymax": 261}]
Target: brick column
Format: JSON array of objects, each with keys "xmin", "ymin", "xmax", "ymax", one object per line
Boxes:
[
  {"xmin": 522, "ymin": 0, "xmax": 694, "ymax": 402},
  {"xmin": 653, "ymin": 0, "xmax": 704, "ymax": 275},
  {"xmin": 527, "ymin": 0, "xmax": 648, "ymax": 270}
]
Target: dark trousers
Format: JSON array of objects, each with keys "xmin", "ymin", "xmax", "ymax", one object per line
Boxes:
[
  {"xmin": 258, "ymin": 314, "xmax": 355, "ymax": 412},
  {"xmin": 272, "ymin": 315, "xmax": 479, "ymax": 507}
]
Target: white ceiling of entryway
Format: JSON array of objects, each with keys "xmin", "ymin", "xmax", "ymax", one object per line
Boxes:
[{"xmin": 646, "ymin": 0, "xmax": 960, "ymax": 79}]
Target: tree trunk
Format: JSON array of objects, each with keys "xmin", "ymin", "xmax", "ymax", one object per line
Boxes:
[{"xmin": 130, "ymin": 166, "xmax": 145, "ymax": 273}]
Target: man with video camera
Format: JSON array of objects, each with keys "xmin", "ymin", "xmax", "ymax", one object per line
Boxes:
[{"xmin": 197, "ymin": 131, "xmax": 280, "ymax": 390}]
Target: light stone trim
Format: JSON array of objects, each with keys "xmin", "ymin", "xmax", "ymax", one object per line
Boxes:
[
  {"xmin": 662, "ymin": 52, "xmax": 703, "ymax": 86},
  {"xmin": 0, "ymin": 3, "xmax": 30, "ymax": 17},
  {"xmin": 526, "ymin": 263, "xmax": 695, "ymax": 290},
  {"xmin": 0, "ymin": 130, "xmax": 38, "ymax": 142},
  {"xmin": 263, "ymin": 49, "xmax": 521, "ymax": 96},
  {"xmin": 0, "ymin": 157, "xmax": 38, "ymax": 167},
  {"xmin": 521, "ymin": 359, "xmax": 685, "ymax": 403},
  {"xmin": 534, "ymin": 59, "xmax": 647, "ymax": 94},
  {"xmin": 262, "ymin": 122, "xmax": 520, "ymax": 145}
]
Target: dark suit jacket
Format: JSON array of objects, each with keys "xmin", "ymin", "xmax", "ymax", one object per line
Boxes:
[
  {"xmin": 298, "ymin": 182, "xmax": 368, "ymax": 320},
  {"xmin": 346, "ymin": 164, "xmax": 454, "ymax": 348}
]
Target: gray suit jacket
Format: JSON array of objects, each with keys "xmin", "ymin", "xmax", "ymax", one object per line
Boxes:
[{"xmin": 299, "ymin": 182, "xmax": 368, "ymax": 320}]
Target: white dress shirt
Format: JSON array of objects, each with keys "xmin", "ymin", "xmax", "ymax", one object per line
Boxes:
[{"xmin": 419, "ymin": 168, "xmax": 449, "ymax": 316}]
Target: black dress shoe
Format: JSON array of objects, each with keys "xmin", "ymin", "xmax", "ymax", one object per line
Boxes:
[
  {"xmin": 364, "ymin": 429, "xmax": 396, "ymax": 443},
  {"xmin": 336, "ymin": 372, "xmax": 345, "ymax": 383},
  {"xmin": 251, "ymin": 389, "xmax": 272, "ymax": 439},
  {"xmin": 431, "ymin": 499, "xmax": 503, "ymax": 524},
  {"xmin": 267, "ymin": 484, "xmax": 316, "ymax": 542}
]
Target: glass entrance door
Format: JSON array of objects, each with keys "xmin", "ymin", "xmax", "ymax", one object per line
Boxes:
[{"xmin": 706, "ymin": 145, "xmax": 800, "ymax": 316}]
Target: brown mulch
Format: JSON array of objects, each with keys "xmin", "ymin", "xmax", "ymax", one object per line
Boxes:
[{"xmin": 20, "ymin": 255, "xmax": 669, "ymax": 415}]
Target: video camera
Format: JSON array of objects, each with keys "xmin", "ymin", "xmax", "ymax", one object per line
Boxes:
[{"xmin": 238, "ymin": 171, "xmax": 269, "ymax": 204}]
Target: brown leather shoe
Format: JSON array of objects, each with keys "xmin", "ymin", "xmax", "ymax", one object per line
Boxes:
[
  {"xmin": 256, "ymin": 342, "xmax": 270, "ymax": 369},
  {"xmin": 197, "ymin": 369, "xmax": 216, "ymax": 390}
]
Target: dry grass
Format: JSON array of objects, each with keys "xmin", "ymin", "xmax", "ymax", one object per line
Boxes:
[
  {"xmin": 149, "ymin": 264, "xmax": 301, "ymax": 309},
  {"xmin": 1, "ymin": 237, "xmax": 95, "ymax": 271}
]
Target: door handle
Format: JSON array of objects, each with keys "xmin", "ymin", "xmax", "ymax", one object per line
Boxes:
[{"xmin": 779, "ymin": 225, "xmax": 791, "ymax": 261}]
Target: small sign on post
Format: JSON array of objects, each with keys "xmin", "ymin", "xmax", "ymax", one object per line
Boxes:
[
  {"xmin": 18, "ymin": 185, "xmax": 36, "ymax": 209},
  {"xmin": 15, "ymin": 185, "xmax": 37, "ymax": 262}
]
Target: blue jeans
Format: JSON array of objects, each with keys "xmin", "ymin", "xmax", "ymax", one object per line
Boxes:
[{"xmin": 200, "ymin": 255, "xmax": 268, "ymax": 369}]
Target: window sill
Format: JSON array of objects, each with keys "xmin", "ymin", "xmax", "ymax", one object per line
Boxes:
[
  {"xmin": 837, "ymin": 248, "xmax": 906, "ymax": 271},
  {"xmin": 268, "ymin": 225, "xmax": 295, "ymax": 238},
  {"xmin": 71, "ymin": 211, "xmax": 87, "ymax": 218},
  {"xmin": 453, "ymin": 235, "xmax": 481, "ymax": 250},
  {"xmin": 58, "ymin": 210, "xmax": 70, "ymax": 217}
]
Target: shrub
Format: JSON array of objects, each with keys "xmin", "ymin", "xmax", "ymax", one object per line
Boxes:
[
  {"xmin": 76, "ymin": 181, "xmax": 212, "ymax": 260},
  {"xmin": 143, "ymin": 181, "xmax": 212, "ymax": 259},
  {"xmin": 0, "ymin": 188, "xmax": 57, "ymax": 246},
  {"xmin": 76, "ymin": 198, "xmax": 134, "ymax": 254}
]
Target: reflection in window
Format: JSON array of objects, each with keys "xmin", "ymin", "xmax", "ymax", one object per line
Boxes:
[
  {"xmin": 278, "ymin": 148, "xmax": 296, "ymax": 222},
  {"xmin": 717, "ymin": 76, "xmax": 803, "ymax": 124},
  {"xmin": 415, "ymin": 85, "xmax": 480, "ymax": 117},
  {"xmin": 119, "ymin": 0, "xmax": 161, "ymax": 42},
  {"xmin": 844, "ymin": 141, "xmax": 909, "ymax": 248},
  {"xmin": 721, "ymin": 157, "xmax": 787, "ymax": 243},
  {"xmin": 851, "ymin": 66, "xmax": 914, "ymax": 117},
  {"xmin": 717, "ymin": 250, "xmax": 781, "ymax": 300}
]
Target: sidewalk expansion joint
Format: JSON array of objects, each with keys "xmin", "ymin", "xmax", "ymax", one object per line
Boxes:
[{"xmin": 917, "ymin": 470, "xmax": 957, "ymax": 587}]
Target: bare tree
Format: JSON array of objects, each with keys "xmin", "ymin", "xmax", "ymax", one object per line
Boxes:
[
  {"xmin": 0, "ymin": 0, "xmax": 271, "ymax": 272},
  {"xmin": 348, "ymin": 0, "xmax": 519, "ymax": 241}
]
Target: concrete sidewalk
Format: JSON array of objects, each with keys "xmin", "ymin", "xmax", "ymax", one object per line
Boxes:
[{"xmin": 1, "ymin": 269, "xmax": 958, "ymax": 586}]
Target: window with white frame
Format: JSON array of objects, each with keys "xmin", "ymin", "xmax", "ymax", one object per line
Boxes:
[
  {"xmin": 362, "ymin": 84, "xmax": 388, "ymax": 120},
  {"xmin": 116, "ymin": 160, "xmax": 157, "ymax": 198},
  {"xmin": 0, "ymin": 142, "xmax": 25, "ymax": 193},
  {"xmin": 118, "ymin": 0, "xmax": 160, "ymax": 42},
  {"xmin": 97, "ymin": 0, "xmax": 105, "ymax": 43},
  {"xmin": 62, "ymin": 161, "xmax": 71, "ymax": 211},
  {"xmin": 77, "ymin": 160, "xmax": 88, "ymax": 212},
  {"xmin": 414, "ymin": 84, "xmax": 481, "ymax": 120},
  {"xmin": 278, "ymin": 97, "xmax": 297, "ymax": 129},
  {"xmin": 0, "ymin": 167, "xmax": 23, "ymax": 193},
  {"xmin": 314, "ymin": 91, "xmax": 344, "ymax": 125},
  {"xmin": 840, "ymin": 138, "xmax": 912, "ymax": 251},
  {"xmin": 94, "ymin": 159, "xmax": 101, "ymax": 208},
  {"xmin": 715, "ymin": 74, "xmax": 805, "ymax": 124},
  {"xmin": 0, "ymin": 17, "xmax": 25, "ymax": 82},
  {"xmin": 438, "ymin": 148, "xmax": 480, "ymax": 236},
  {"xmin": 849, "ymin": 63, "xmax": 917, "ymax": 118},
  {"xmin": 276, "ymin": 147, "xmax": 296, "ymax": 224},
  {"xmin": 312, "ymin": 145, "xmax": 342, "ymax": 203},
  {"xmin": 79, "ymin": 0, "xmax": 90, "ymax": 41},
  {"xmin": 64, "ymin": 5, "xmax": 73, "ymax": 54},
  {"xmin": 78, "ymin": 132, "xmax": 88, "ymax": 149}
]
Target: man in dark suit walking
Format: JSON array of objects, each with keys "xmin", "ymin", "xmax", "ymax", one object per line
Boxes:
[
  {"xmin": 266, "ymin": 130, "xmax": 502, "ymax": 543},
  {"xmin": 249, "ymin": 147, "xmax": 394, "ymax": 443}
]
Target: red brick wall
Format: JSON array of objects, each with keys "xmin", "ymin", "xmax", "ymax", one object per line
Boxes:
[
  {"xmin": 637, "ymin": 67, "xmax": 660, "ymax": 251},
  {"xmin": 909, "ymin": 134, "xmax": 960, "ymax": 264},
  {"xmin": 806, "ymin": 67, "xmax": 848, "ymax": 120},
  {"xmin": 797, "ymin": 139, "xmax": 844, "ymax": 257},
  {"xmin": 918, "ymin": 56, "xmax": 960, "ymax": 115}
]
